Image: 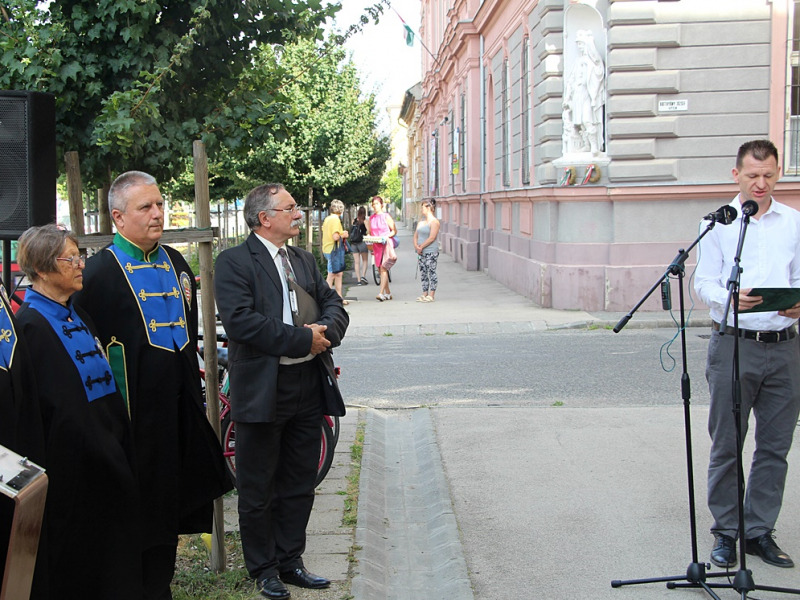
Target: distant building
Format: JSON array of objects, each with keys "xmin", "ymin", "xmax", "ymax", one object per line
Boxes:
[
  {"xmin": 386, "ymin": 103, "xmax": 408, "ymax": 169},
  {"xmin": 399, "ymin": 83, "xmax": 424, "ymax": 224},
  {"xmin": 417, "ymin": 0, "xmax": 800, "ymax": 311}
]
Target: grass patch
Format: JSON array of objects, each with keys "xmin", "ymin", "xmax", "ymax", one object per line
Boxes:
[
  {"xmin": 383, "ymin": 332, "xmax": 393, "ymax": 337},
  {"xmin": 343, "ymin": 421, "xmax": 365, "ymax": 528},
  {"xmin": 172, "ymin": 531, "xmax": 253, "ymax": 599},
  {"xmin": 551, "ymin": 401, "xmax": 564, "ymax": 407},
  {"xmin": 445, "ymin": 331, "xmax": 458, "ymax": 335}
]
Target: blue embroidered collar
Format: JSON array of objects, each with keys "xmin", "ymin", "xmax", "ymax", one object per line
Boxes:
[{"xmin": 24, "ymin": 288, "xmax": 116, "ymax": 402}]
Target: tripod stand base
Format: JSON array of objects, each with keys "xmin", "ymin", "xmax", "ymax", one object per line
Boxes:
[
  {"xmin": 732, "ymin": 568, "xmax": 754, "ymax": 593},
  {"xmin": 612, "ymin": 562, "xmax": 733, "ymax": 599},
  {"xmin": 670, "ymin": 566, "xmax": 800, "ymax": 595}
]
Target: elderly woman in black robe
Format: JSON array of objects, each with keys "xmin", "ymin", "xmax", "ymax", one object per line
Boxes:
[{"xmin": 16, "ymin": 224, "xmax": 142, "ymax": 599}]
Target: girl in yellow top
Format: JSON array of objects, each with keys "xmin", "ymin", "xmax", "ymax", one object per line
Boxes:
[{"xmin": 322, "ymin": 199, "xmax": 349, "ymax": 305}]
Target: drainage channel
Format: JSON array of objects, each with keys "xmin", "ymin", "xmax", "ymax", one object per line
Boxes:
[{"xmin": 351, "ymin": 408, "xmax": 474, "ymax": 599}]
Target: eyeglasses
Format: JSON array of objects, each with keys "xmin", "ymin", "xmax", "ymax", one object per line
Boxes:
[
  {"xmin": 56, "ymin": 254, "xmax": 86, "ymax": 268},
  {"xmin": 272, "ymin": 204, "xmax": 300, "ymax": 215}
]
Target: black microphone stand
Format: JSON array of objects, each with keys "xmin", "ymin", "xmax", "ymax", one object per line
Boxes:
[
  {"xmin": 610, "ymin": 218, "xmax": 731, "ymax": 598},
  {"xmin": 668, "ymin": 211, "xmax": 800, "ymax": 598}
]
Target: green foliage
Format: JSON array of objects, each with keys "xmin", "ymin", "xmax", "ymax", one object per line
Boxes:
[
  {"xmin": 379, "ymin": 165, "xmax": 402, "ymax": 206},
  {"xmin": 213, "ymin": 37, "xmax": 391, "ymax": 206},
  {"xmin": 0, "ymin": 0, "xmax": 340, "ymax": 189},
  {"xmin": 0, "ymin": 0, "xmax": 396, "ymax": 210}
]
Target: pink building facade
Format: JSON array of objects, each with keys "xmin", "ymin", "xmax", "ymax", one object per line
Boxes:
[{"xmin": 415, "ymin": 0, "xmax": 800, "ymax": 311}]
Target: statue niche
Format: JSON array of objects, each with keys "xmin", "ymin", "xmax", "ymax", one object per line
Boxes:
[{"xmin": 562, "ymin": 29, "xmax": 606, "ymax": 156}]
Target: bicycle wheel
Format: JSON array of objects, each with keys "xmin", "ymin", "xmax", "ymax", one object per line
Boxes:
[
  {"xmin": 222, "ymin": 414, "xmax": 333, "ymax": 487},
  {"xmin": 315, "ymin": 418, "xmax": 336, "ymax": 487},
  {"xmin": 221, "ymin": 414, "xmax": 237, "ymax": 484},
  {"xmin": 325, "ymin": 415, "xmax": 340, "ymax": 448},
  {"xmin": 372, "ymin": 264, "xmax": 392, "ymax": 284}
]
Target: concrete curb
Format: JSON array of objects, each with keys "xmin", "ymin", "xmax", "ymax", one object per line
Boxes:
[{"xmin": 351, "ymin": 408, "xmax": 473, "ymax": 600}]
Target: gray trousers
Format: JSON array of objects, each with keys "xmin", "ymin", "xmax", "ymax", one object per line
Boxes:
[{"xmin": 705, "ymin": 329, "xmax": 800, "ymax": 539}]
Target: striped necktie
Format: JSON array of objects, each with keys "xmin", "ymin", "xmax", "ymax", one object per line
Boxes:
[{"xmin": 277, "ymin": 247, "xmax": 295, "ymax": 283}]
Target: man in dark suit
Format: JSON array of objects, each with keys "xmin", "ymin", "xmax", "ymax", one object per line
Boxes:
[{"xmin": 214, "ymin": 183, "xmax": 348, "ymax": 600}]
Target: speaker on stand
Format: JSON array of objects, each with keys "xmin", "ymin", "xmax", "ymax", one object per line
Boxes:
[{"xmin": 0, "ymin": 90, "xmax": 57, "ymax": 296}]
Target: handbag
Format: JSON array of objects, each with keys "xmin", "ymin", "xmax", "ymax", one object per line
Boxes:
[
  {"xmin": 330, "ymin": 240, "xmax": 346, "ymax": 274},
  {"xmin": 392, "ymin": 236, "xmax": 399, "ymax": 248},
  {"xmin": 382, "ymin": 239, "xmax": 397, "ymax": 269}
]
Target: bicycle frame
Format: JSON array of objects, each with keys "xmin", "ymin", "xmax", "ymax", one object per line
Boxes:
[{"xmin": 198, "ymin": 338, "xmax": 339, "ymax": 486}]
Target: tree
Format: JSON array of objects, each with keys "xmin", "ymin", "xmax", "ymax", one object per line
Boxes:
[
  {"xmin": 379, "ymin": 165, "xmax": 403, "ymax": 206},
  {"xmin": 0, "ymin": 0, "xmax": 339, "ymax": 190},
  {"xmin": 215, "ymin": 38, "xmax": 391, "ymax": 205}
]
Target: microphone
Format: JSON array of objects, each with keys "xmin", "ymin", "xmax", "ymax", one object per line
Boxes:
[
  {"xmin": 703, "ymin": 205, "xmax": 737, "ymax": 225},
  {"xmin": 741, "ymin": 200, "xmax": 759, "ymax": 217}
]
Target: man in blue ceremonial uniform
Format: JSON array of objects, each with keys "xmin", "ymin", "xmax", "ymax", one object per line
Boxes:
[{"xmin": 74, "ymin": 171, "xmax": 231, "ymax": 599}]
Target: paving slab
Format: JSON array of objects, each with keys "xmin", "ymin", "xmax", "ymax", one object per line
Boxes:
[{"xmin": 433, "ymin": 405, "xmax": 800, "ymax": 599}]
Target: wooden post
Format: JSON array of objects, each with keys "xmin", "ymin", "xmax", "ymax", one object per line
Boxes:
[
  {"xmin": 193, "ymin": 140, "xmax": 226, "ymax": 573},
  {"xmin": 64, "ymin": 151, "xmax": 85, "ymax": 236},
  {"xmin": 97, "ymin": 185, "xmax": 112, "ymax": 234},
  {"xmin": 305, "ymin": 186, "xmax": 313, "ymax": 252}
]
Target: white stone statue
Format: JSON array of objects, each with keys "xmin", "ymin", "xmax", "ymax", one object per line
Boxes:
[{"xmin": 562, "ymin": 29, "xmax": 606, "ymax": 155}]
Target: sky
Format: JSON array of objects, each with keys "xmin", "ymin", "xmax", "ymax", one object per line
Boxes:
[{"xmin": 328, "ymin": 1, "xmax": 422, "ymax": 119}]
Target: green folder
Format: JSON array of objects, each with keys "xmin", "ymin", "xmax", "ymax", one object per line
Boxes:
[{"xmin": 740, "ymin": 288, "xmax": 800, "ymax": 313}]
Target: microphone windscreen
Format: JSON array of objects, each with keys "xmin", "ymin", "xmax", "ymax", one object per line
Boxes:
[
  {"xmin": 719, "ymin": 205, "xmax": 737, "ymax": 225},
  {"xmin": 741, "ymin": 200, "xmax": 759, "ymax": 216}
]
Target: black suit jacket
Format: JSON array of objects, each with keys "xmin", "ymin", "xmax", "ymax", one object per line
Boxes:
[{"xmin": 214, "ymin": 234, "xmax": 349, "ymax": 422}]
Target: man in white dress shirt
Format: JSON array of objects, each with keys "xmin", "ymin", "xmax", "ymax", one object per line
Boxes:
[{"xmin": 695, "ymin": 139, "xmax": 800, "ymax": 569}]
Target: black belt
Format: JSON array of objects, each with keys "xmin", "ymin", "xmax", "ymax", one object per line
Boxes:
[{"xmin": 712, "ymin": 321, "xmax": 797, "ymax": 343}]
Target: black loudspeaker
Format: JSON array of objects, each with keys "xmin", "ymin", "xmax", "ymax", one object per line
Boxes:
[{"xmin": 0, "ymin": 91, "xmax": 56, "ymax": 240}]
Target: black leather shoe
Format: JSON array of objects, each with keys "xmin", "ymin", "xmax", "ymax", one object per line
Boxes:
[
  {"xmin": 279, "ymin": 567, "xmax": 330, "ymax": 589},
  {"xmin": 257, "ymin": 576, "xmax": 290, "ymax": 599},
  {"xmin": 746, "ymin": 532, "xmax": 795, "ymax": 568},
  {"xmin": 711, "ymin": 533, "xmax": 737, "ymax": 568}
]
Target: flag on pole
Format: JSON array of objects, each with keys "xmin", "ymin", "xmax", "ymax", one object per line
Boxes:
[{"xmin": 404, "ymin": 23, "xmax": 415, "ymax": 46}]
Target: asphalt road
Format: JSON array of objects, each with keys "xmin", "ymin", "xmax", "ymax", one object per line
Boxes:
[{"xmin": 337, "ymin": 327, "xmax": 712, "ymax": 409}]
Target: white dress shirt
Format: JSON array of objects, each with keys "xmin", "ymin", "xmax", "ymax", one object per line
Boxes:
[
  {"xmin": 253, "ymin": 233, "xmax": 313, "ymax": 364},
  {"xmin": 694, "ymin": 195, "xmax": 800, "ymax": 331}
]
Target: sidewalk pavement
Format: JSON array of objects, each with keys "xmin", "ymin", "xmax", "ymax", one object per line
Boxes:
[{"xmin": 340, "ymin": 224, "xmax": 711, "ymax": 336}]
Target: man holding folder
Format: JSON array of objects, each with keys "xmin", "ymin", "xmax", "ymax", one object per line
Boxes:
[
  {"xmin": 695, "ymin": 140, "xmax": 800, "ymax": 570},
  {"xmin": 215, "ymin": 183, "xmax": 348, "ymax": 599}
]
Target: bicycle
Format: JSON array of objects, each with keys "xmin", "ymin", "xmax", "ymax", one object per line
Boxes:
[
  {"xmin": 198, "ymin": 333, "xmax": 338, "ymax": 487},
  {"xmin": 364, "ymin": 235, "xmax": 392, "ymax": 285}
]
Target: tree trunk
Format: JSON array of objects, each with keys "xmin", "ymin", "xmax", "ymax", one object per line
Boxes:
[{"xmin": 64, "ymin": 151, "xmax": 85, "ymax": 236}]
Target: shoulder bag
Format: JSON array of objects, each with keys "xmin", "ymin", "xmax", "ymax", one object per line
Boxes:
[{"xmin": 330, "ymin": 240, "xmax": 346, "ymax": 274}]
